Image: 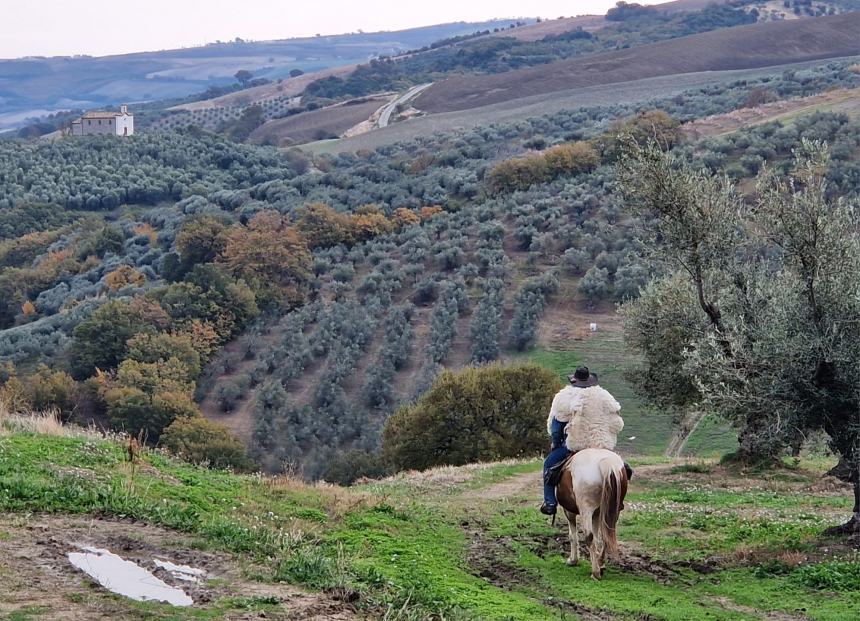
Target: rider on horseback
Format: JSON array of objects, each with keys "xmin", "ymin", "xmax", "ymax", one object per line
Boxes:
[{"xmin": 540, "ymin": 366, "xmax": 629, "ymax": 516}]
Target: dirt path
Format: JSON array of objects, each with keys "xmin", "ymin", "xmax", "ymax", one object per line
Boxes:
[
  {"xmin": 461, "ymin": 470, "xmax": 541, "ymax": 501},
  {"xmin": 0, "ymin": 513, "xmax": 359, "ymax": 620}
]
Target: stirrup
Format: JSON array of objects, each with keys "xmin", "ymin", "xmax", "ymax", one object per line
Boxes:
[{"xmin": 540, "ymin": 502, "xmax": 557, "ymax": 516}]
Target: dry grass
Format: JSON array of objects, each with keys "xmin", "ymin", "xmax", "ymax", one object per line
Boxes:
[
  {"xmin": 375, "ymin": 458, "xmax": 531, "ymax": 490},
  {"xmin": 0, "ymin": 398, "xmax": 99, "ymax": 439}
]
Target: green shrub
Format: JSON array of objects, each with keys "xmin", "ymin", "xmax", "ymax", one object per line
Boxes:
[
  {"xmin": 794, "ymin": 561, "xmax": 860, "ymax": 591},
  {"xmin": 382, "ymin": 363, "xmax": 560, "ymax": 471},
  {"xmin": 160, "ymin": 416, "xmax": 254, "ymax": 471}
]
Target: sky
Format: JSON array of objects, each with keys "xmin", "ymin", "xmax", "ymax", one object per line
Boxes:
[{"xmin": 1, "ymin": 0, "xmax": 669, "ymax": 59}]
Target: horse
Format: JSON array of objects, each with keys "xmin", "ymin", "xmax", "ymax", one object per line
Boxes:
[{"xmin": 556, "ymin": 448, "xmax": 629, "ymax": 580}]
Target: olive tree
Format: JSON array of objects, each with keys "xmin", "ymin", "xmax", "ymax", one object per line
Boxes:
[{"xmin": 620, "ymin": 141, "xmax": 860, "ymax": 533}]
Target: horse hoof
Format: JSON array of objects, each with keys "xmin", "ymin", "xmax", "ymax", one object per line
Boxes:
[
  {"xmin": 566, "ymin": 558, "xmax": 578, "ymax": 566},
  {"xmin": 591, "ymin": 574, "xmax": 601, "ymax": 581}
]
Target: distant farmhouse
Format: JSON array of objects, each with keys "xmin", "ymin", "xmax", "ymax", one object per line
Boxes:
[{"xmin": 71, "ymin": 105, "xmax": 134, "ymax": 136}]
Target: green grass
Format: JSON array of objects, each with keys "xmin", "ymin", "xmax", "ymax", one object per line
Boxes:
[
  {"xmin": 1, "ymin": 431, "xmax": 857, "ymax": 620},
  {"xmin": 682, "ymin": 413, "xmax": 739, "ymax": 457}
]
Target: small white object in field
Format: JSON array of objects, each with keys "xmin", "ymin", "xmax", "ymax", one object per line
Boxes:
[
  {"xmin": 589, "ymin": 322, "xmax": 598, "ymax": 332},
  {"xmin": 68, "ymin": 546, "xmax": 193, "ymax": 606},
  {"xmin": 628, "ymin": 436, "xmax": 636, "ymax": 440}
]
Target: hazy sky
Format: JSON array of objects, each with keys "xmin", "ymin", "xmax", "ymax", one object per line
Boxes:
[{"xmin": 2, "ymin": 0, "xmax": 668, "ymax": 59}]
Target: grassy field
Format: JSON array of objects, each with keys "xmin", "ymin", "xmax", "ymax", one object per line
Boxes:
[{"xmin": 0, "ymin": 429, "xmax": 857, "ymax": 620}]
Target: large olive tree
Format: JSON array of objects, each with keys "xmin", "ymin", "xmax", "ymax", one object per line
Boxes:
[{"xmin": 620, "ymin": 141, "xmax": 860, "ymax": 533}]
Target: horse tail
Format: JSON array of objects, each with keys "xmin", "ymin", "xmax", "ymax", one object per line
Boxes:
[{"xmin": 598, "ymin": 462, "xmax": 625, "ymax": 557}]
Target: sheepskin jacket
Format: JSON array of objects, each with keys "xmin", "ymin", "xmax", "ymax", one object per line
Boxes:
[{"xmin": 546, "ymin": 386, "xmax": 624, "ymax": 452}]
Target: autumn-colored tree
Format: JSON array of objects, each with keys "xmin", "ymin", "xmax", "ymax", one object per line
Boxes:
[
  {"xmin": 599, "ymin": 109, "xmax": 681, "ymax": 160},
  {"xmin": 0, "ymin": 230, "xmax": 60, "ymax": 268},
  {"xmin": 23, "ymin": 365, "xmax": 80, "ymax": 421},
  {"xmin": 175, "ymin": 215, "xmax": 229, "ymax": 271},
  {"xmin": 21, "ymin": 300, "xmax": 36, "ymax": 318},
  {"xmin": 126, "ymin": 332, "xmax": 202, "ymax": 380},
  {"xmin": 295, "ymin": 203, "xmax": 354, "ymax": 248},
  {"xmin": 181, "ymin": 319, "xmax": 221, "ymax": 359},
  {"xmin": 104, "ymin": 386, "xmax": 198, "ymax": 441},
  {"xmin": 128, "ymin": 297, "xmax": 172, "ymax": 331},
  {"xmin": 486, "ymin": 153, "xmax": 548, "ymax": 194},
  {"xmin": 352, "ymin": 213, "xmax": 393, "ymax": 241},
  {"xmin": 132, "ymin": 223, "xmax": 158, "ymax": 245},
  {"xmin": 542, "ymin": 141, "xmax": 600, "ymax": 177},
  {"xmin": 420, "ymin": 206, "xmax": 444, "ymax": 221},
  {"xmin": 161, "ymin": 416, "xmax": 254, "ymax": 471},
  {"xmin": 105, "ymin": 265, "xmax": 146, "ymax": 291},
  {"xmin": 116, "ymin": 357, "xmax": 195, "ymax": 395},
  {"xmin": 222, "ymin": 210, "xmax": 312, "ymax": 308},
  {"xmin": 392, "ymin": 208, "xmax": 420, "ymax": 228}
]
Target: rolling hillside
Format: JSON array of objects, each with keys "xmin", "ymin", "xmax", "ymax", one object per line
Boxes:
[
  {"xmin": 309, "ymin": 57, "xmax": 860, "ymax": 154},
  {"xmin": 0, "ymin": 19, "xmax": 520, "ymax": 130},
  {"xmin": 414, "ymin": 12, "xmax": 860, "ymax": 113}
]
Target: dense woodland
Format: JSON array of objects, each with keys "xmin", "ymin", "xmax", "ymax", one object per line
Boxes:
[{"xmin": 0, "ymin": 11, "xmax": 859, "ymax": 478}]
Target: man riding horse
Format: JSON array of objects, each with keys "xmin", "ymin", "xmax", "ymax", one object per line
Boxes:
[{"xmin": 540, "ymin": 366, "xmax": 631, "ymax": 516}]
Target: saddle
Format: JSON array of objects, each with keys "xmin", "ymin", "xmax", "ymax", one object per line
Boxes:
[{"xmin": 544, "ymin": 453, "xmax": 576, "ymax": 488}]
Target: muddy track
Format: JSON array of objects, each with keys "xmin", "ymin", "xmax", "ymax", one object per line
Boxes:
[
  {"xmin": 0, "ymin": 514, "xmax": 359, "ymax": 620},
  {"xmin": 465, "ymin": 526, "xmax": 626, "ymax": 621}
]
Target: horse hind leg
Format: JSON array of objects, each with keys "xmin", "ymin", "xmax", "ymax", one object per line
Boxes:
[
  {"xmin": 590, "ymin": 511, "xmax": 604, "ymax": 580},
  {"xmin": 563, "ymin": 510, "xmax": 578, "ymax": 566}
]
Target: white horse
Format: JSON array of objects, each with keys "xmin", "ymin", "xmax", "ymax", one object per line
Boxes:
[{"xmin": 556, "ymin": 448, "xmax": 629, "ymax": 580}]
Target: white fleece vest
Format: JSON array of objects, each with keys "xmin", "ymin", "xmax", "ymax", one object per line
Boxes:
[{"xmin": 546, "ymin": 386, "xmax": 624, "ymax": 452}]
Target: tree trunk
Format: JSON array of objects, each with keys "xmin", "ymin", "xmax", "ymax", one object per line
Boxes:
[{"xmin": 823, "ymin": 456, "xmax": 860, "ymax": 537}]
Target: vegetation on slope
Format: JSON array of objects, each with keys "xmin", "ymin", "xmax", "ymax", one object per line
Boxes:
[{"xmin": 0, "ymin": 424, "xmax": 857, "ymax": 619}]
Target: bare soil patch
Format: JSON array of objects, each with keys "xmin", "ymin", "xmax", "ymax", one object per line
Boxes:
[
  {"xmin": 250, "ymin": 98, "xmax": 388, "ymax": 146},
  {"xmin": 483, "ymin": 15, "xmax": 607, "ymax": 43},
  {"xmin": 0, "ymin": 513, "xmax": 358, "ymax": 620},
  {"xmin": 682, "ymin": 87, "xmax": 860, "ymax": 139},
  {"xmin": 414, "ymin": 13, "xmax": 860, "ymax": 113}
]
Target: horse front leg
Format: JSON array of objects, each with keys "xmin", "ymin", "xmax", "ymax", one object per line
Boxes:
[{"xmin": 564, "ymin": 510, "xmax": 578, "ymax": 566}]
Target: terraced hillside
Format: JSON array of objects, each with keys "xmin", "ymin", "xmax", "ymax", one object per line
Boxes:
[{"xmin": 414, "ymin": 12, "xmax": 860, "ymax": 113}]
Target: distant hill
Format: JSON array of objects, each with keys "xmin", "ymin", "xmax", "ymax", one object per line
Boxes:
[
  {"xmin": 414, "ymin": 12, "xmax": 860, "ymax": 113},
  {"xmin": 0, "ymin": 19, "xmax": 525, "ymax": 130}
]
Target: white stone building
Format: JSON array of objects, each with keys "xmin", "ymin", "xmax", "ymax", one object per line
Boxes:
[{"xmin": 71, "ymin": 105, "xmax": 134, "ymax": 136}]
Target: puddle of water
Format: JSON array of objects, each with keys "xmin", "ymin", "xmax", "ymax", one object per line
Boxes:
[
  {"xmin": 68, "ymin": 546, "xmax": 193, "ymax": 606},
  {"xmin": 153, "ymin": 559, "xmax": 207, "ymax": 583}
]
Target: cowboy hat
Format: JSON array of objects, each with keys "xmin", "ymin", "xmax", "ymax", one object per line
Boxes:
[{"xmin": 568, "ymin": 366, "xmax": 598, "ymax": 387}]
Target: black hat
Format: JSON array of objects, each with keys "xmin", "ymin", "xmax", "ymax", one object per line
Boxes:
[{"xmin": 568, "ymin": 366, "xmax": 598, "ymax": 387}]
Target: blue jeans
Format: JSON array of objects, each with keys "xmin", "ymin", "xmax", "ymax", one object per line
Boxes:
[{"xmin": 543, "ymin": 445, "xmax": 571, "ymax": 506}]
